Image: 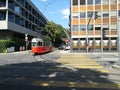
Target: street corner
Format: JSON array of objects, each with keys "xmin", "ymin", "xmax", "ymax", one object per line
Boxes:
[{"xmin": 112, "ymin": 64, "xmax": 120, "ymax": 70}]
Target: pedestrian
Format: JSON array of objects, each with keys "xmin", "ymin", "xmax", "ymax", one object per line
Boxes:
[
  {"xmin": 90, "ymin": 48, "xmax": 93, "ymax": 53},
  {"xmin": 22, "ymin": 46, "xmax": 25, "ymax": 51},
  {"xmin": 20, "ymin": 46, "xmax": 22, "ymax": 51}
]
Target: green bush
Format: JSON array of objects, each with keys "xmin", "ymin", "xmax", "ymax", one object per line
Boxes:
[
  {"xmin": 0, "ymin": 40, "xmax": 14, "ymax": 53},
  {"xmin": 0, "ymin": 38, "xmax": 31, "ymax": 53}
]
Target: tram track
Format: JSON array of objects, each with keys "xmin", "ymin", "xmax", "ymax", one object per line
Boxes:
[{"xmin": 32, "ymin": 51, "xmax": 60, "ymax": 62}]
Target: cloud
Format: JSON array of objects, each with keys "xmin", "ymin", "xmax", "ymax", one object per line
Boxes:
[
  {"xmin": 41, "ymin": 0, "xmax": 48, "ymax": 3},
  {"xmin": 61, "ymin": 8, "xmax": 70, "ymax": 19}
]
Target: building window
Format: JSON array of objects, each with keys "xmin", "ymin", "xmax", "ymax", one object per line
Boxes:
[
  {"xmin": 0, "ymin": 11, "xmax": 6, "ymax": 20},
  {"xmin": 72, "ymin": 13, "xmax": 79, "ymax": 18},
  {"xmin": 110, "ymin": 0, "xmax": 117, "ymax": 4},
  {"xmin": 103, "ymin": 24, "xmax": 109, "ymax": 30},
  {"xmin": 118, "ymin": 10, "xmax": 120, "ymax": 16},
  {"xmin": 15, "ymin": 15, "xmax": 20, "ymax": 25},
  {"xmin": 73, "ymin": 25, "xmax": 78, "ymax": 31},
  {"xmin": 80, "ymin": 25, "xmax": 86, "ymax": 31},
  {"xmin": 80, "ymin": 0, "xmax": 86, "ymax": 5},
  {"xmin": 87, "ymin": 0, "xmax": 93, "ymax": 5},
  {"xmin": 95, "ymin": 25, "xmax": 101, "ymax": 30},
  {"xmin": 21, "ymin": 18, "xmax": 25, "ymax": 27},
  {"xmin": 8, "ymin": 0, "xmax": 14, "ymax": 10},
  {"xmin": 8, "ymin": 12, "xmax": 14, "ymax": 22},
  {"xmin": 73, "ymin": 0, "xmax": 78, "ymax": 5},
  {"xmin": 103, "ymin": 0, "xmax": 108, "ymax": 4},
  {"xmin": 16, "ymin": 0, "xmax": 25, "ymax": 6},
  {"xmin": 110, "ymin": 11, "xmax": 117, "ymax": 17},
  {"xmin": 80, "ymin": 12, "xmax": 85, "ymax": 18},
  {"xmin": 110, "ymin": 24, "xmax": 117, "ymax": 30},
  {"xmin": 0, "ymin": 0, "xmax": 6, "ymax": 7},
  {"xmin": 88, "ymin": 25, "xmax": 93, "ymax": 30},
  {"xmin": 95, "ymin": 0, "xmax": 101, "ymax": 4},
  {"xmin": 15, "ymin": 5, "xmax": 21, "ymax": 14},
  {"xmin": 103, "ymin": 11, "xmax": 109, "ymax": 17},
  {"xmin": 87, "ymin": 12, "xmax": 93, "ymax": 18}
]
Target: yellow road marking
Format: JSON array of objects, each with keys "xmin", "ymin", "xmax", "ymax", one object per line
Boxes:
[
  {"xmin": 32, "ymin": 81, "xmax": 120, "ymax": 89},
  {"xmin": 56, "ymin": 54, "xmax": 109, "ymax": 73}
]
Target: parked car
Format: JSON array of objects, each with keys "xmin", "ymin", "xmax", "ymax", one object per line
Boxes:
[
  {"xmin": 58, "ymin": 45, "xmax": 65, "ymax": 50},
  {"xmin": 64, "ymin": 45, "xmax": 70, "ymax": 50}
]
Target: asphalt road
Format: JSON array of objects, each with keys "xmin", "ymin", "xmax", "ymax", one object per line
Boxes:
[{"xmin": 0, "ymin": 50, "xmax": 120, "ymax": 90}]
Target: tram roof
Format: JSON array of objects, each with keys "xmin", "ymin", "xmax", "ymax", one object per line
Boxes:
[{"xmin": 31, "ymin": 38, "xmax": 43, "ymax": 42}]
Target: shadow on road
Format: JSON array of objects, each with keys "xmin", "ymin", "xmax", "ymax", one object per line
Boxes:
[{"xmin": 0, "ymin": 60, "xmax": 119, "ymax": 90}]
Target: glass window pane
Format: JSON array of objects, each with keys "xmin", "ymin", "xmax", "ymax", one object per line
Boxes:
[
  {"xmin": 103, "ymin": 24, "xmax": 109, "ymax": 30},
  {"xmin": 87, "ymin": 0, "xmax": 93, "ymax": 5},
  {"xmin": 0, "ymin": 0, "xmax": 6, "ymax": 7},
  {"xmin": 15, "ymin": 15, "xmax": 20, "ymax": 25},
  {"xmin": 88, "ymin": 25, "xmax": 93, "ymax": 30},
  {"xmin": 72, "ymin": 13, "xmax": 79, "ymax": 18},
  {"xmin": 95, "ymin": 25, "xmax": 101, "ymax": 30},
  {"xmin": 103, "ymin": 11, "xmax": 109, "ymax": 17},
  {"xmin": 73, "ymin": 25, "xmax": 78, "ymax": 31},
  {"xmin": 110, "ymin": 11, "xmax": 117, "ymax": 17},
  {"xmin": 8, "ymin": 12, "xmax": 14, "ymax": 22},
  {"xmin": 80, "ymin": 25, "xmax": 86, "ymax": 31},
  {"xmin": 0, "ymin": 11, "xmax": 6, "ymax": 20},
  {"xmin": 73, "ymin": 0, "xmax": 78, "ymax": 5},
  {"xmin": 80, "ymin": 0, "xmax": 86, "ymax": 5},
  {"xmin": 110, "ymin": 0, "xmax": 117, "ymax": 4},
  {"xmin": 8, "ymin": 0, "xmax": 14, "ymax": 10},
  {"xmin": 87, "ymin": 12, "xmax": 93, "ymax": 17},
  {"xmin": 103, "ymin": 0, "xmax": 108, "ymax": 4},
  {"xmin": 95, "ymin": 0, "xmax": 101, "ymax": 4},
  {"xmin": 110, "ymin": 24, "xmax": 117, "ymax": 30},
  {"xmin": 80, "ymin": 12, "xmax": 85, "ymax": 18}
]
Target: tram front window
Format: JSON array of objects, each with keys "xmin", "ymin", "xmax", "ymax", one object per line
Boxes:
[{"xmin": 32, "ymin": 42, "xmax": 38, "ymax": 46}]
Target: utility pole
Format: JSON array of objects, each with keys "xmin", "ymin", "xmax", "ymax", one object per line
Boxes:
[{"xmin": 86, "ymin": 12, "xmax": 93, "ymax": 53}]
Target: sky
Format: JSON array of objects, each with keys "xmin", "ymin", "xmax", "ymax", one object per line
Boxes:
[{"xmin": 31, "ymin": 0, "xmax": 70, "ymax": 28}]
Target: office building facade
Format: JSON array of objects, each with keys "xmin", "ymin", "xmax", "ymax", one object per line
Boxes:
[
  {"xmin": 0, "ymin": 0, "xmax": 47, "ymax": 40},
  {"xmin": 70, "ymin": 0, "xmax": 119, "ymax": 52}
]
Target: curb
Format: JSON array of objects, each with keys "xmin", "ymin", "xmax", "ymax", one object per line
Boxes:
[
  {"xmin": 0, "ymin": 50, "xmax": 31, "ymax": 55},
  {"xmin": 112, "ymin": 64, "xmax": 120, "ymax": 70}
]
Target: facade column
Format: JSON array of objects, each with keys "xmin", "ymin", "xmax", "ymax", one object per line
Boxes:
[
  {"xmin": 78, "ymin": 38, "xmax": 80, "ymax": 51},
  {"xmin": 6, "ymin": 0, "xmax": 8, "ymax": 22},
  {"xmin": 109, "ymin": 38, "xmax": 111, "ymax": 51}
]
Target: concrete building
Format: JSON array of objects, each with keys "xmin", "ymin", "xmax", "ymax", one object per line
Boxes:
[
  {"xmin": 0, "ymin": 0, "xmax": 47, "ymax": 40},
  {"xmin": 70, "ymin": 0, "xmax": 119, "ymax": 52}
]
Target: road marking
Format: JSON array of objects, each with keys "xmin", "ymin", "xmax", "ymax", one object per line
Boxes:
[
  {"xmin": 32, "ymin": 80, "xmax": 120, "ymax": 89},
  {"xmin": 56, "ymin": 54, "xmax": 109, "ymax": 73}
]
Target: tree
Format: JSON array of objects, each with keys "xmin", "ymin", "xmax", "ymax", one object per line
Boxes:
[{"xmin": 44, "ymin": 21, "xmax": 67, "ymax": 46}]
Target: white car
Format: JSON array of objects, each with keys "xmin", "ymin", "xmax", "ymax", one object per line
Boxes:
[{"xmin": 65, "ymin": 46, "xmax": 70, "ymax": 50}]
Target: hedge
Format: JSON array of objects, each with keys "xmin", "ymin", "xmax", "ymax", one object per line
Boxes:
[{"xmin": 0, "ymin": 38, "xmax": 30, "ymax": 53}]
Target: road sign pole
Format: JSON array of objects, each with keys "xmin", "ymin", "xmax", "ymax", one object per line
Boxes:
[{"xmin": 25, "ymin": 34, "xmax": 28, "ymax": 51}]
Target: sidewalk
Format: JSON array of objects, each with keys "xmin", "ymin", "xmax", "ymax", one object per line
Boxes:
[{"xmin": 0, "ymin": 50, "xmax": 30, "ymax": 55}]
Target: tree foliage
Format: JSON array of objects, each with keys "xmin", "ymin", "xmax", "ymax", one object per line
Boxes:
[{"xmin": 44, "ymin": 21, "xmax": 67, "ymax": 46}]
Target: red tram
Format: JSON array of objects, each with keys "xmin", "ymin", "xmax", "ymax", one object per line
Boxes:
[{"xmin": 31, "ymin": 38, "xmax": 52, "ymax": 54}]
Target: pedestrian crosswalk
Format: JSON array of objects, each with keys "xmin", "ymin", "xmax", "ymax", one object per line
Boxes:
[{"xmin": 56, "ymin": 54, "xmax": 109, "ymax": 73}]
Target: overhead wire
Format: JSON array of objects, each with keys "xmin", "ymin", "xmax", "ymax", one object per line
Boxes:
[{"xmin": 40, "ymin": 0, "xmax": 57, "ymax": 13}]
